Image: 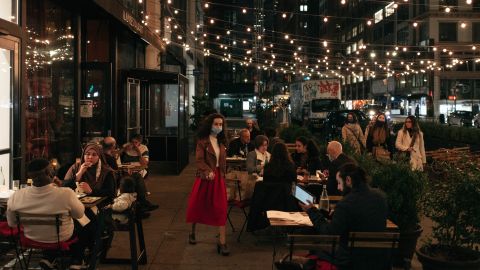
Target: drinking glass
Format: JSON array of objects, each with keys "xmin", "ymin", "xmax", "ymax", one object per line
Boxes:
[
  {"xmin": 12, "ymin": 180, "xmax": 20, "ymax": 191},
  {"xmin": 20, "ymin": 184, "xmax": 27, "ymax": 189}
]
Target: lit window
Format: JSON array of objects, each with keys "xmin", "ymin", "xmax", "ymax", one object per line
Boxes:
[
  {"xmin": 300, "ymin": 5, "xmax": 308, "ymax": 12},
  {"xmin": 385, "ymin": 2, "xmax": 395, "ymax": 17},
  {"xmin": 374, "ymin": 10, "xmax": 383, "ymax": 23}
]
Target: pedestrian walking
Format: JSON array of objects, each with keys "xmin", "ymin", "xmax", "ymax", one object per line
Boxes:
[
  {"xmin": 186, "ymin": 113, "xmax": 230, "ymax": 256},
  {"xmin": 366, "ymin": 113, "xmax": 393, "ymax": 161}
]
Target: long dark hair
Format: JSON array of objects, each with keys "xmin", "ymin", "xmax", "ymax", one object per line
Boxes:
[
  {"xmin": 264, "ymin": 142, "xmax": 295, "ymax": 177},
  {"xmin": 371, "ymin": 113, "xmax": 389, "ymax": 133},
  {"xmin": 197, "ymin": 113, "xmax": 228, "ymax": 146},
  {"xmin": 402, "ymin": 115, "xmax": 420, "ymax": 135},
  {"xmin": 345, "ymin": 112, "xmax": 358, "ymax": 124}
]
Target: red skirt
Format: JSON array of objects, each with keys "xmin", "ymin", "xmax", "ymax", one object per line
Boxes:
[{"xmin": 186, "ymin": 168, "xmax": 227, "ymax": 226}]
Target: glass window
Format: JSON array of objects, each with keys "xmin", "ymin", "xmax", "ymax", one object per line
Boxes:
[
  {"xmin": 0, "ymin": 0, "xmax": 18, "ymax": 24},
  {"xmin": 149, "ymin": 84, "xmax": 178, "ymax": 136},
  {"xmin": 473, "ymin": 23, "xmax": 480, "ymax": 42},
  {"xmin": 439, "ymin": 22, "xmax": 457, "ymax": 41},
  {"xmin": 82, "ymin": 68, "xmax": 108, "ymax": 141},
  {"xmin": 385, "ymin": 2, "xmax": 395, "ymax": 17},
  {"xmin": 26, "ymin": 0, "xmax": 75, "ymax": 167},
  {"xmin": 0, "ymin": 46, "xmax": 12, "ymax": 187},
  {"xmin": 86, "ymin": 20, "xmax": 110, "ymax": 62},
  {"xmin": 374, "ymin": 10, "xmax": 383, "ymax": 24}
]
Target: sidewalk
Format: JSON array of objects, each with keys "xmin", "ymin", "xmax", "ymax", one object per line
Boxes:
[{"xmin": 100, "ymin": 157, "xmax": 427, "ymax": 270}]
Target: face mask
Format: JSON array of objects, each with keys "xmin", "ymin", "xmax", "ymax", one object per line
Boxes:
[
  {"xmin": 211, "ymin": 127, "xmax": 222, "ymax": 135},
  {"xmin": 347, "ymin": 119, "xmax": 354, "ymax": 123},
  {"xmin": 375, "ymin": 121, "xmax": 385, "ymax": 127},
  {"xmin": 326, "ymin": 154, "xmax": 333, "ymax": 162}
]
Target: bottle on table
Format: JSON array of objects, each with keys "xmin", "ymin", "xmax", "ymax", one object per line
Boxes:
[{"xmin": 319, "ymin": 184, "xmax": 330, "ymax": 212}]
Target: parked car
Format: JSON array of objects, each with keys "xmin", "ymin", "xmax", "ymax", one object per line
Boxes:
[
  {"xmin": 473, "ymin": 113, "xmax": 480, "ymax": 128},
  {"xmin": 362, "ymin": 104, "xmax": 390, "ymax": 120},
  {"xmin": 447, "ymin": 111, "xmax": 474, "ymax": 127},
  {"xmin": 324, "ymin": 110, "xmax": 369, "ymax": 140}
]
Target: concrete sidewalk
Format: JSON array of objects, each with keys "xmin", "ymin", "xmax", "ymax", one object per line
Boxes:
[{"xmin": 100, "ymin": 158, "xmax": 426, "ymax": 270}]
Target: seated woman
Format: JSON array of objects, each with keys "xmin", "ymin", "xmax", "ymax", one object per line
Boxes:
[
  {"xmin": 263, "ymin": 142, "xmax": 296, "ymax": 184},
  {"xmin": 121, "ymin": 134, "xmax": 149, "ymax": 178},
  {"xmin": 246, "ymin": 135, "xmax": 271, "ymax": 175},
  {"xmin": 291, "ymin": 136, "xmax": 308, "ymax": 174},
  {"xmin": 61, "ymin": 143, "xmax": 116, "ymax": 269},
  {"xmin": 304, "ymin": 140, "xmax": 324, "ymax": 176},
  {"xmin": 63, "ymin": 143, "xmax": 116, "ymax": 202}
]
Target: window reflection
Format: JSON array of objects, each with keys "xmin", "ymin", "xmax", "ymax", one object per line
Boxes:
[
  {"xmin": 0, "ymin": 0, "xmax": 18, "ymax": 24},
  {"xmin": 26, "ymin": 0, "xmax": 75, "ymax": 167}
]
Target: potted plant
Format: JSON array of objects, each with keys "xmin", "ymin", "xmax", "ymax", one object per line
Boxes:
[
  {"xmin": 417, "ymin": 159, "xmax": 480, "ymax": 270},
  {"xmin": 356, "ymin": 154, "xmax": 426, "ymax": 268}
]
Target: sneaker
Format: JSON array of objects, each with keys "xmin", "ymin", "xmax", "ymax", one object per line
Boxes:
[
  {"xmin": 69, "ymin": 259, "xmax": 88, "ymax": 270},
  {"xmin": 39, "ymin": 258, "xmax": 56, "ymax": 270}
]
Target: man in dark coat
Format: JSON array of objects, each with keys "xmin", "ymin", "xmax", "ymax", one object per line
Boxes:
[
  {"xmin": 300, "ymin": 163, "xmax": 388, "ymax": 268},
  {"xmin": 227, "ymin": 129, "xmax": 254, "ymax": 157},
  {"xmin": 326, "ymin": 141, "xmax": 355, "ymax": 195}
]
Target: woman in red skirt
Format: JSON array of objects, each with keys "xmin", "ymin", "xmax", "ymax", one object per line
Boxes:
[{"xmin": 186, "ymin": 113, "xmax": 230, "ymax": 255}]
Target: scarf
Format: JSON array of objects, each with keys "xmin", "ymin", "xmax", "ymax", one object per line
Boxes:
[{"xmin": 79, "ymin": 143, "xmax": 113, "ymax": 190}]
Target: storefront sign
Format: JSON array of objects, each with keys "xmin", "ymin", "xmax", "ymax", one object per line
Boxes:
[
  {"xmin": 80, "ymin": 100, "xmax": 93, "ymax": 118},
  {"xmin": 122, "ymin": 10, "xmax": 144, "ymax": 35}
]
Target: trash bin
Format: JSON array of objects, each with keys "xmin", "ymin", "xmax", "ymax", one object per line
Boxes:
[{"xmin": 439, "ymin": 114, "xmax": 445, "ymax": 124}]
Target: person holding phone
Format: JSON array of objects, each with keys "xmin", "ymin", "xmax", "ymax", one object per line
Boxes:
[{"xmin": 186, "ymin": 113, "xmax": 230, "ymax": 256}]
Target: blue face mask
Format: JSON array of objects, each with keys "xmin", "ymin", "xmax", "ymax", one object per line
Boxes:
[{"xmin": 211, "ymin": 127, "xmax": 222, "ymax": 135}]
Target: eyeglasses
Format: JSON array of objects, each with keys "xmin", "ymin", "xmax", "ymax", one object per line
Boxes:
[{"xmin": 405, "ymin": 120, "xmax": 412, "ymax": 123}]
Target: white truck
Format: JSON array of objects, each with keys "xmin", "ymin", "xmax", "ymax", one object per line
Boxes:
[{"xmin": 290, "ymin": 79, "xmax": 342, "ymax": 129}]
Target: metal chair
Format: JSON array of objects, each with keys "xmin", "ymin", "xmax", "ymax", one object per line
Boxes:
[
  {"xmin": 14, "ymin": 212, "xmax": 78, "ymax": 270},
  {"xmin": 348, "ymin": 232, "xmax": 400, "ymax": 270}
]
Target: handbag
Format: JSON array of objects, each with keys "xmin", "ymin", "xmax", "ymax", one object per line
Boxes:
[
  {"xmin": 373, "ymin": 146, "xmax": 391, "ymax": 161},
  {"xmin": 397, "ymin": 132, "xmax": 417, "ymax": 160}
]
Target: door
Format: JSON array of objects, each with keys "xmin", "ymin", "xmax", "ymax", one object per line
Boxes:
[
  {"xmin": 126, "ymin": 78, "xmax": 141, "ymax": 140},
  {"xmin": 0, "ymin": 37, "xmax": 19, "ymax": 189},
  {"xmin": 81, "ymin": 63, "xmax": 111, "ymax": 142}
]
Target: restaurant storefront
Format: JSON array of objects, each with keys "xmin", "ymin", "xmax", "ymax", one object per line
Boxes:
[{"xmin": 0, "ymin": 0, "xmax": 174, "ymax": 186}]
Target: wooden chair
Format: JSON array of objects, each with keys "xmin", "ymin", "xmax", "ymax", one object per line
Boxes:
[
  {"xmin": 14, "ymin": 212, "xmax": 78, "ymax": 270},
  {"xmin": 348, "ymin": 232, "xmax": 400, "ymax": 270},
  {"xmin": 101, "ymin": 202, "xmax": 147, "ymax": 270}
]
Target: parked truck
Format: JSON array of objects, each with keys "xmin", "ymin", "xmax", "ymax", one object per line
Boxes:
[{"xmin": 290, "ymin": 79, "xmax": 341, "ymax": 129}]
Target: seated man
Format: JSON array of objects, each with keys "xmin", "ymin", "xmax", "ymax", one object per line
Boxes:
[
  {"xmin": 227, "ymin": 129, "xmax": 254, "ymax": 157},
  {"xmin": 7, "ymin": 159, "xmax": 85, "ymax": 269},
  {"xmin": 326, "ymin": 141, "xmax": 355, "ymax": 195},
  {"xmin": 102, "ymin": 136, "xmax": 120, "ymax": 170},
  {"xmin": 299, "ymin": 163, "xmax": 388, "ymax": 269},
  {"xmin": 103, "ymin": 136, "xmax": 158, "ymax": 214}
]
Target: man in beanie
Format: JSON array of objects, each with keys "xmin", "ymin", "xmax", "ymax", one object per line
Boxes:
[{"xmin": 7, "ymin": 158, "xmax": 85, "ymax": 269}]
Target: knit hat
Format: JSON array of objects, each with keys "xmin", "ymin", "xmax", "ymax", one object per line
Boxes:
[{"xmin": 27, "ymin": 159, "xmax": 50, "ymax": 173}]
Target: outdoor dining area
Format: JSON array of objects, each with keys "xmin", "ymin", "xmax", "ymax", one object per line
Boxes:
[{"xmin": 0, "ymin": 136, "xmax": 156, "ymax": 270}]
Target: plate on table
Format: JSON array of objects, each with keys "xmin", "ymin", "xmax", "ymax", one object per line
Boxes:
[
  {"xmin": 76, "ymin": 193, "xmax": 87, "ymax": 199},
  {"xmin": 80, "ymin": 196, "xmax": 102, "ymax": 204}
]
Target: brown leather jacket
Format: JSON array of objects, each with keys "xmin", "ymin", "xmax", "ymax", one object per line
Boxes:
[{"xmin": 195, "ymin": 137, "xmax": 227, "ymax": 179}]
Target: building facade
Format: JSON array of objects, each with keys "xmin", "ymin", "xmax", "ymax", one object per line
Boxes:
[{"xmin": 0, "ymin": 0, "xmax": 203, "ymax": 187}]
